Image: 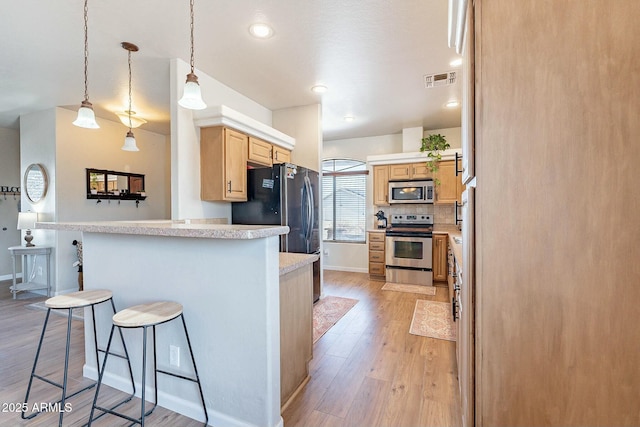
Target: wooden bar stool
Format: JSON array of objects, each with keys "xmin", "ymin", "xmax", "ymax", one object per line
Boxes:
[
  {"xmin": 88, "ymin": 301, "xmax": 208, "ymax": 426},
  {"xmin": 22, "ymin": 289, "xmax": 135, "ymax": 427}
]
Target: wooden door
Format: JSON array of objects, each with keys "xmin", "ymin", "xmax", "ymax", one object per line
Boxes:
[{"xmin": 475, "ymin": 1, "xmax": 640, "ymax": 425}]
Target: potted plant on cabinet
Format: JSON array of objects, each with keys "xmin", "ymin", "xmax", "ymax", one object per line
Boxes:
[{"xmin": 420, "ymin": 133, "xmax": 450, "ymax": 185}]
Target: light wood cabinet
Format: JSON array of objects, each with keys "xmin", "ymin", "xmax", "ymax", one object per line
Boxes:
[
  {"xmin": 368, "ymin": 231, "xmax": 386, "ymax": 279},
  {"xmin": 248, "ymin": 136, "xmax": 273, "ymax": 167},
  {"xmin": 373, "ymin": 165, "xmax": 390, "ymax": 206},
  {"xmin": 411, "ymin": 162, "xmax": 432, "ymax": 179},
  {"xmin": 248, "ymin": 137, "xmax": 292, "ymax": 167},
  {"xmin": 280, "ymin": 263, "xmax": 313, "ymax": 408},
  {"xmin": 273, "ymin": 145, "xmax": 291, "ymax": 164},
  {"xmin": 389, "ymin": 162, "xmax": 432, "ymax": 180},
  {"xmin": 200, "ymin": 126, "xmax": 248, "ymax": 202},
  {"xmin": 433, "ymin": 234, "xmax": 448, "ymax": 282},
  {"xmin": 435, "ymin": 160, "xmax": 464, "ymax": 204}
]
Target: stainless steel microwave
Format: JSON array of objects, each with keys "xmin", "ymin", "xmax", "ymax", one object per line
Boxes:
[{"xmin": 388, "ymin": 180, "xmax": 434, "ymax": 204}]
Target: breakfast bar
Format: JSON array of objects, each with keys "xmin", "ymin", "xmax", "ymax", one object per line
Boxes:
[{"xmin": 37, "ymin": 220, "xmax": 298, "ymax": 427}]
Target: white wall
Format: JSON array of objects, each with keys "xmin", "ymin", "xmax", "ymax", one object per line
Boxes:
[
  {"xmin": 20, "ymin": 109, "xmax": 57, "ymax": 291},
  {"xmin": 20, "ymin": 107, "xmax": 169, "ymax": 295},
  {"xmin": 0, "ymin": 127, "xmax": 21, "ymax": 279},
  {"xmin": 170, "ymin": 59, "xmax": 273, "ymax": 220},
  {"xmin": 424, "ymin": 127, "xmax": 461, "ymax": 149},
  {"xmin": 273, "ymin": 104, "xmax": 322, "ymax": 172}
]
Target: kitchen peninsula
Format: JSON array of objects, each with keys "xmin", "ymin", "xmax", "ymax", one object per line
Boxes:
[{"xmin": 37, "ymin": 220, "xmax": 314, "ymax": 427}]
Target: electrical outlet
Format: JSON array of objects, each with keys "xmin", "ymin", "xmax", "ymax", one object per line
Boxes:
[
  {"xmin": 37, "ymin": 266, "xmax": 43, "ymax": 276},
  {"xmin": 169, "ymin": 345, "xmax": 180, "ymax": 367}
]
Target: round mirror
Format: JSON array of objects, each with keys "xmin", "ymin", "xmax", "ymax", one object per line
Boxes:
[{"xmin": 24, "ymin": 163, "xmax": 48, "ymax": 203}]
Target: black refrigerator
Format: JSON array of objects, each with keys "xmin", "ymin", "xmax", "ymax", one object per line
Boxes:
[{"xmin": 232, "ymin": 163, "xmax": 321, "ymax": 302}]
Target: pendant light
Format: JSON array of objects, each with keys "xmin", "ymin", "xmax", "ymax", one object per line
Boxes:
[
  {"xmin": 121, "ymin": 42, "xmax": 140, "ymax": 152},
  {"xmin": 73, "ymin": 0, "xmax": 99, "ymax": 129},
  {"xmin": 178, "ymin": 0, "xmax": 207, "ymax": 110}
]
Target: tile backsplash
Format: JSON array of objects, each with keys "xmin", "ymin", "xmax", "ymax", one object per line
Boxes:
[{"xmin": 374, "ymin": 204, "xmax": 457, "ymax": 226}]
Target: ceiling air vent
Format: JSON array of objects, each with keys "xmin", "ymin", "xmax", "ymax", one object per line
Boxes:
[{"xmin": 423, "ymin": 71, "xmax": 457, "ymax": 88}]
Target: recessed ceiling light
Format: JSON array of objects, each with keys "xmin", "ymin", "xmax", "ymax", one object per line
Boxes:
[
  {"xmin": 311, "ymin": 85, "xmax": 328, "ymax": 93},
  {"xmin": 249, "ymin": 23, "xmax": 274, "ymax": 39},
  {"xmin": 445, "ymin": 100, "xmax": 460, "ymax": 108},
  {"xmin": 344, "ymin": 116, "xmax": 355, "ymax": 122},
  {"xmin": 450, "ymin": 58, "xmax": 463, "ymax": 67}
]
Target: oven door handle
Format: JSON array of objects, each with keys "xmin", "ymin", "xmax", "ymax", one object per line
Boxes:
[{"xmin": 385, "ymin": 232, "xmax": 433, "ymax": 238}]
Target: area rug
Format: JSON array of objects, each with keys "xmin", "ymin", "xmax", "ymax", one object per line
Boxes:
[
  {"xmin": 409, "ymin": 300, "xmax": 456, "ymax": 341},
  {"xmin": 381, "ymin": 282, "xmax": 436, "ymax": 296},
  {"xmin": 313, "ymin": 296, "xmax": 358, "ymax": 343},
  {"xmin": 26, "ymin": 301, "xmax": 84, "ymax": 321}
]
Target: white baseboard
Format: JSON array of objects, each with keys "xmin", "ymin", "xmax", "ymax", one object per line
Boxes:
[
  {"xmin": 83, "ymin": 365, "xmax": 280, "ymax": 427},
  {"xmin": 0, "ymin": 273, "xmax": 21, "ymax": 281},
  {"xmin": 322, "ymin": 266, "xmax": 368, "ymax": 273}
]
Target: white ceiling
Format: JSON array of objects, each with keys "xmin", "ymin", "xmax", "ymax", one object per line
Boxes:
[{"xmin": 0, "ymin": 0, "xmax": 461, "ymax": 141}]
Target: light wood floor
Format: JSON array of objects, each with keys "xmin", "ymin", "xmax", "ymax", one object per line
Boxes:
[{"xmin": 0, "ymin": 271, "xmax": 461, "ymax": 426}]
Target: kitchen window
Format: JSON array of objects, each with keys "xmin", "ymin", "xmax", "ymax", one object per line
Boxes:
[{"xmin": 322, "ymin": 159, "xmax": 368, "ymax": 243}]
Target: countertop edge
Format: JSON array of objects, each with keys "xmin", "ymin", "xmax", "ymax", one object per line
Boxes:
[
  {"xmin": 36, "ymin": 221, "xmax": 290, "ymax": 240},
  {"xmin": 279, "ymin": 253, "xmax": 319, "ymax": 276}
]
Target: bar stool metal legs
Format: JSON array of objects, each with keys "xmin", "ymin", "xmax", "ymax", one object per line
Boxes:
[
  {"xmin": 21, "ymin": 290, "xmax": 135, "ymax": 427},
  {"xmin": 88, "ymin": 302, "xmax": 208, "ymax": 426}
]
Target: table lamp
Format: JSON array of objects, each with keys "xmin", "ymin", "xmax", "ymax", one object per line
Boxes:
[{"xmin": 17, "ymin": 211, "xmax": 38, "ymax": 247}]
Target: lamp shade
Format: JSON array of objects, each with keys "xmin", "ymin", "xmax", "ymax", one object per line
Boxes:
[
  {"xmin": 73, "ymin": 100, "xmax": 100, "ymax": 129},
  {"xmin": 17, "ymin": 211, "xmax": 38, "ymax": 230},
  {"xmin": 122, "ymin": 131, "xmax": 140, "ymax": 152},
  {"xmin": 179, "ymin": 73, "xmax": 207, "ymax": 110},
  {"xmin": 116, "ymin": 111, "xmax": 147, "ymax": 128}
]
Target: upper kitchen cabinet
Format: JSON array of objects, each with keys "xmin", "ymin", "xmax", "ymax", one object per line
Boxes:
[
  {"xmin": 201, "ymin": 126, "xmax": 248, "ymax": 201},
  {"xmin": 248, "ymin": 136, "xmax": 273, "ymax": 167},
  {"xmin": 248, "ymin": 137, "xmax": 292, "ymax": 167},
  {"xmin": 435, "ymin": 160, "xmax": 464, "ymax": 204},
  {"xmin": 389, "ymin": 162, "xmax": 432, "ymax": 180},
  {"xmin": 273, "ymin": 145, "xmax": 291, "ymax": 164},
  {"xmin": 373, "ymin": 165, "xmax": 390, "ymax": 206}
]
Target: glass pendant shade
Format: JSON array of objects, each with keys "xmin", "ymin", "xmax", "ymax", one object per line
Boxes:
[
  {"xmin": 122, "ymin": 130, "xmax": 139, "ymax": 151},
  {"xmin": 73, "ymin": 100, "xmax": 100, "ymax": 129},
  {"xmin": 116, "ymin": 111, "xmax": 146, "ymax": 128},
  {"xmin": 179, "ymin": 73, "xmax": 207, "ymax": 110}
]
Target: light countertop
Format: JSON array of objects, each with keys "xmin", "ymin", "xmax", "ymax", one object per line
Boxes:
[
  {"xmin": 36, "ymin": 220, "xmax": 289, "ymax": 240},
  {"xmin": 279, "ymin": 252, "xmax": 319, "ymax": 276}
]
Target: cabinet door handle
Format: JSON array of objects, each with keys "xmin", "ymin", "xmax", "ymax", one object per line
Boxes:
[
  {"xmin": 227, "ymin": 181, "xmax": 232, "ymax": 193},
  {"xmin": 455, "ymin": 152, "xmax": 463, "ymax": 176}
]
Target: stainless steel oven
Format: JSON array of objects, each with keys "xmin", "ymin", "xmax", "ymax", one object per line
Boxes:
[{"xmin": 385, "ymin": 214, "xmax": 433, "ymax": 286}]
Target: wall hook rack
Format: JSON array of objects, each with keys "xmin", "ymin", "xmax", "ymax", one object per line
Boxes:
[{"xmin": 1, "ymin": 186, "xmax": 20, "ymax": 201}]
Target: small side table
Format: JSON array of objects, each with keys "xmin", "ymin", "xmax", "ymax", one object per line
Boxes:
[{"xmin": 7, "ymin": 245, "xmax": 52, "ymax": 299}]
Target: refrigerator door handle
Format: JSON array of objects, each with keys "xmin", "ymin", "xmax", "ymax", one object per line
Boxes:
[{"xmin": 303, "ymin": 175, "xmax": 313, "ymax": 250}]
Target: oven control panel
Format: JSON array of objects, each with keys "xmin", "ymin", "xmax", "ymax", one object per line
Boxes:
[{"xmin": 390, "ymin": 214, "xmax": 433, "ymax": 225}]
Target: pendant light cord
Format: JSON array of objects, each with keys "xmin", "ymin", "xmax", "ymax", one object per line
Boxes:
[
  {"xmin": 127, "ymin": 49, "xmax": 133, "ymax": 131},
  {"xmin": 83, "ymin": 0, "xmax": 89, "ymax": 102},
  {"xmin": 189, "ymin": 0, "xmax": 195, "ymax": 74}
]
